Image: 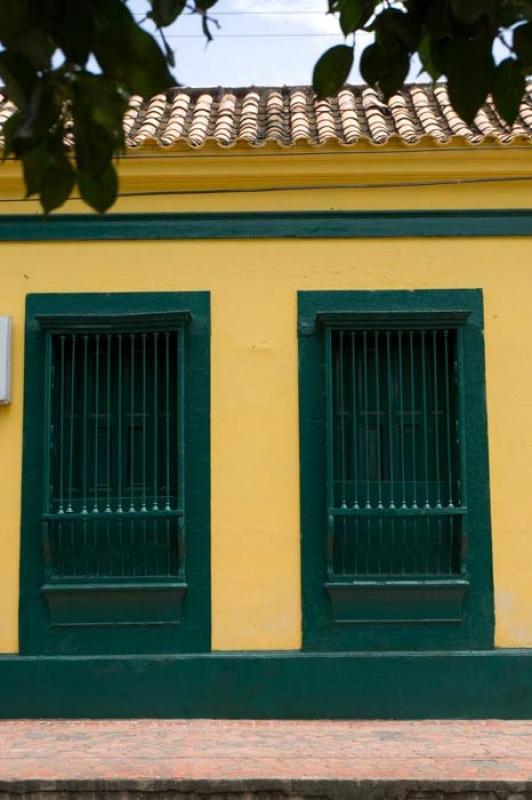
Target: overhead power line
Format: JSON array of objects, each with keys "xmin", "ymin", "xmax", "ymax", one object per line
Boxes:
[
  {"xmin": 134, "ymin": 10, "xmax": 332, "ymax": 15},
  {"xmin": 1, "ymin": 174, "xmax": 532, "ymax": 204},
  {"xmin": 163, "ymin": 32, "xmax": 341, "ymax": 38}
]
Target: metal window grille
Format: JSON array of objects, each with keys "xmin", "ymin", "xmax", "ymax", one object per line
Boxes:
[
  {"xmin": 43, "ymin": 327, "xmax": 185, "ymax": 581},
  {"xmin": 325, "ymin": 326, "xmax": 465, "ymax": 579}
]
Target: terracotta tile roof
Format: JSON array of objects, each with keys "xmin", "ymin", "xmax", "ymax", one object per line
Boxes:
[{"xmin": 2, "ymin": 84, "xmax": 532, "ymax": 150}]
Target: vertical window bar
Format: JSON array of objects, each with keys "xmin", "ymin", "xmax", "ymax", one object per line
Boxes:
[
  {"xmin": 443, "ymin": 330, "xmax": 454, "ymax": 507},
  {"xmin": 177, "ymin": 329, "xmax": 186, "ymax": 578},
  {"xmin": 70, "ymin": 519, "xmax": 75, "ymax": 576},
  {"xmin": 325, "ymin": 328, "xmax": 335, "ymax": 577},
  {"xmin": 141, "ymin": 333, "xmax": 147, "ymax": 512},
  {"xmin": 117, "ymin": 334, "xmax": 123, "ymax": 513},
  {"xmin": 42, "ymin": 332, "xmax": 53, "ymax": 525},
  {"xmin": 338, "ymin": 330, "xmax": 347, "ymax": 508},
  {"xmin": 421, "ymin": 330, "xmax": 430, "ymax": 508},
  {"xmin": 350, "ymin": 332, "xmax": 358, "ymax": 509},
  {"xmin": 401, "ymin": 517, "xmax": 407, "ymax": 575},
  {"xmin": 341, "ymin": 515, "xmax": 347, "ymax": 575},
  {"xmin": 105, "ymin": 335, "xmax": 112, "ymax": 513},
  {"xmin": 165, "ymin": 332, "xmax": 171, "ymax": 511},
  {"xmin": 153, "ymin": 332, "xmax": 159, "ymax": 510},
  {"xmin": 365, "ymin": 516, "xmax": 370, "ymax": 575},
  {"xmin": 67, "ymin": 334, "xmax": 77, "ymax": 514},
  {"xmin": 353, "ymin": 516, "xmax": 358, "ymax": 574},
  {"xmin": 363, "ymin": 331, "xmax": 370, "ymax": 509},
  {"xmin": 58, "ymin": 335, "xmax": 66, "ymax": 514},
  {"xmin": 456, "ymin": 327, "xmax": 467, "ymax": 574},
  {"xmin": 409, "ymin": 331, "xmax": 417, "ymax": 509},
  {"xmin": 432, "ymin": 330, "xmax": 442, "ymax": 507},
  {"xmin": 374, "ymin": 331, "xmax": 383, "ymax": 572},
  {"xmin": 448, "ymin": 516, "xmax": 455, "ymax": 574},
  {"xmin": 129, "ymin": 333, "xmax": 135, "ymax": 512},
  {"xmin": 413, "ymin": 515, "xmax": 418, "ymax": 574},
  {"xmin": 398, "ymin": 331, "xmax": 406, "ymax": 509},
  {"xmin": 374, "ymin": 331, "xmax": 383, "ymax": 510},
  {"xmin": 82, "ymin": 335, "xmax": 89, "ymax": 514},
  {"xmin": 390, "ymin": 517, "xmax": 395, "ymax": 575},
  {"xmin": 93, "ymin": 335, "xmax": 100, "ymax": 513},
  {"xmin": 424, "ymin": 516, "xmax": 430, "ymax": 575},
  {"xmin": 386, "ymin": 331, "xmax": 395, "ymax": 508}
]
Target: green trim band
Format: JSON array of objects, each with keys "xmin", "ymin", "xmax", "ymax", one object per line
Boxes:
[
  {"xmin": 0, "ymin": 651, "xmax": 530, "ymax": 718},
  {"xmin": 2, "ymin": 210, "xmax": 532, "ymax": 240}
]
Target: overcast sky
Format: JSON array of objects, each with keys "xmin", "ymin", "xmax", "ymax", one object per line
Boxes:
[{"xmin": 130, "ymin": 0, "xmax": 421, "ymax": 88}]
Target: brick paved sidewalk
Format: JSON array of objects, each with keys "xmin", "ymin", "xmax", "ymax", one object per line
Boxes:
[{"xmin": 0, "ymin": 720, "xmax": 531, "ymax": 785}]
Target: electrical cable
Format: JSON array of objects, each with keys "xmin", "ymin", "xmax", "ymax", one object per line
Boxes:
[{"xmin": 0, "ymin": 174, "xmax": 531, "ymax": 203}]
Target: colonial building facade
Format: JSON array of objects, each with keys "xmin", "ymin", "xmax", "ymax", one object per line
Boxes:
[{"xmin": 0, "ymin": 85, "xmax": 531, "ymax": 716}]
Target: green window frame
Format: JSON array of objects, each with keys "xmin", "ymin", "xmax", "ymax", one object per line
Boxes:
[
  {"xmin": 299, "ymin": 290, "xmax": 494, "ymax": 651},
  {"xmin": 20, "ymin": 292, "xmax": 210, "ymax": 655}
]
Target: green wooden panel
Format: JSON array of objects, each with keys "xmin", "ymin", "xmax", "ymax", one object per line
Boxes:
[
  {"xmin": 326, "ymin": 579, "xmax": 468, "ymax": 622},
  {"xmin": 299, "ymin": 290, "xmax": 494, "ymax": 650},
  {"xmin": 42, "ymin": 583, "xmax": 187, "ymax": 625},
  {"xmin": 21, "ymin": 292, "xmax": 211, "ymax": 655}
]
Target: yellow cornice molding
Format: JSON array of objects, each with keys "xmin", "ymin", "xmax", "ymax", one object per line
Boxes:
[{"xmin": 0, "ymin": 142, "xmax": 531, "ymax": 200}]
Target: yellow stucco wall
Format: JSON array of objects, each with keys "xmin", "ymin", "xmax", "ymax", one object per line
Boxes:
[
  {"xmin": 1, "ymin": 235, "xmax": 532, "ymax": 652},
  {"xmin": 0, "ymin": 147, "xmax": 531, "ymax": 653}
]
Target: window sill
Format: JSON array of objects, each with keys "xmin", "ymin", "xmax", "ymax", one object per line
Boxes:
[
  {"xmin": 42, "ymin": 582, "xmax": 187, "ymax": 627},
  {"xmin": 325, "ymin": 578, "xmax": 469, "ymax": 623}
]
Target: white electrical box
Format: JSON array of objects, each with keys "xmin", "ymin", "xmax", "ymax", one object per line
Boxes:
[{"xmin": 0, "ymin": 317, "xmax": 12, "ymax": 405}]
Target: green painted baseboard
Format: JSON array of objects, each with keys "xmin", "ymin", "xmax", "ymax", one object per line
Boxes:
[{"xmin": 0, "ymin": 650, "xmax": 530, "ymax": 718}]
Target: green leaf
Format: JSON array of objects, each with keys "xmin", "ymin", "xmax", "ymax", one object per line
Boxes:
[
  {"xmin": 12, "ymin": 27, "xmax": 55, "ymax": 70},
  {"xmin": 149, "ymin": 0, "xmax": 186, "ymax": 28},
  {"xmin": 496, "ymin": 3, "xmax": 524, "ymax": 28},
  {"xmin": 74, "ymin": 117, "xmax": 115, "ymax": 177},
  {"xmin": 72, "ymin": 75, "xmax": 126, "ymax": 171},
  {"xmin": 426, "ymin": 0, "xmax": 452, "ymax": 40},
  {"xmin": 0, "ymin": 52, "xmax": 36, "ymax": 110},
  {"xmin": 450, "ymin": 0, "xmax": 488, "ymax": 25},
  {"xmin": 493, "ymin": 58, "xmax": 525, "ymax": 124},
  {"xmin": 0, "ymin": 1, "xmax": 31, "ymax": 44},
  {"xmin": 93, "ymin": 7, "xmax": 174, "ymax": 96},
  {"xmin": 378, "ymin": 47, "xmax": 410, "ymax": 99},
  {"xmin": 1, "ymin": 110, "xmax": 22, "ymax": 160},
  {"xmin": 360, "ymin": 42, "xmax": 382, "ymax": 86},
  {"xmin": 77, "ymin": 163, "xmax": 118, "ymax": 214},
  {"xmin": 12, "ymin": 79, "xmax": 59, "ymax": 154},
  {"xmin": 512, "ymin": 0, "xmax": 532, "ymax": 22},
  {"xmin": 160, "ymin": 29, "xmax": 176, "ymax": 68},
  {"xmin": 74, "ymin": 74, "xmax": 128, "ymax": 132},
  {"xmin": 430, "ymin": 38, "xmax": 449, "ymax": 75},
  {"xmin": 514, "ymin": 22, "xmax": 532, "ymax": 71},
  {"xmin": 376, "ymin": 9, "xmax": 420, "ymax": 51},
  {"xmin": 313, "ymin": 44, "xmax": 354, "ymax": 97},
  {"xmin": 194, "ymin": 0, "xmax": 218, "ymax": 10},
  {"xmin": 338, "ymin": 0, "xmax": 372, "ymax": 36},
  {"xmin": 53, "ymin": 0, "xmax": 93, "ymax": 66},
  {"xmin": 446, "ymin": 37, "xmax": 494, "ymax": 123},
  {"xmin": 40, "ymin": 156, "xmax": 75, "ymax": 214},
  {"xmin": 21, "ymin": 141, "xmax": 49, "ymax": 196},
  {"xmin": 418, "ymin": 35, "xmax": 442, "ymax": 80}
]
